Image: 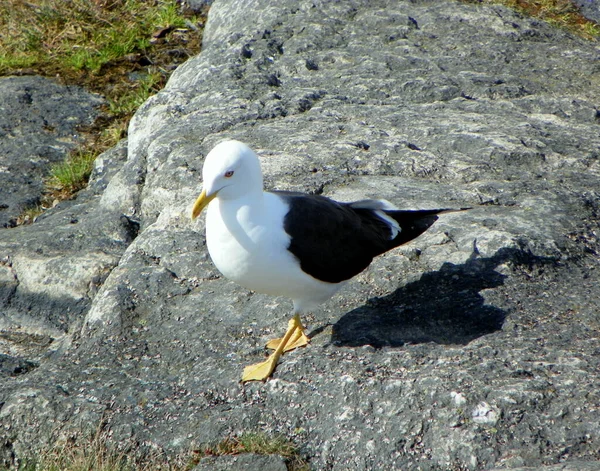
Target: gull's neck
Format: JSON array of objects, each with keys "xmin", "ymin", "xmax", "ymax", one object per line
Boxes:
[{"xmin": 217, "ymin": 188, "xmax": 266, "ymax": 222}]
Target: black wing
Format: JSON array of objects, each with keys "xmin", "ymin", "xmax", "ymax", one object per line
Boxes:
[{"xmin": 275, "ymin": 191, "xmax": 456, "ymax": 284}]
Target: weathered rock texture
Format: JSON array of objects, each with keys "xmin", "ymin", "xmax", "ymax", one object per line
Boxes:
[
  {"xmin": 1, "ymin": 1, "xmax": 600, "ymax": 470},
  {"xmin": 573, "ymin": 0, "xmax": 600, "ymax": 24},
  {"xmin": 0, "ymin": 76, "xmax": 104, "ymax": 227}
]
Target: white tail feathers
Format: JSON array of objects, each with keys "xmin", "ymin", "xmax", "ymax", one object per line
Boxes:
[{"xmin": 349, "ymin": 199, "xmax": 401, "ymax": 239}]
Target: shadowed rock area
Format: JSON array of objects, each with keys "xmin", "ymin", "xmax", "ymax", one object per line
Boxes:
[
  {"xmin": 1, "ymin": 0, "xmax": 600, "ymax": 470},
  {"xmin": 0, "ymin": 76, "xmax": 104, "ymax": 228}
]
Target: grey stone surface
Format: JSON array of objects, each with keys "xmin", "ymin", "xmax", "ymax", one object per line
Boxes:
[
  {"xmin": 1, "ymin": 1, "xmax": 600, "ymax": 470},
  {"xmin": 0, "ymin": 140, "xmax": 131, "ymax": 363},
  {"xmin": 490, "ymin": 463, "xmax": 600, "ymax": 471},
  {"xmin": 573, "ymin": 0, "xmax": 600, "ymax": 23},
  {"xmin": 0, "ymin": 76, "xmax": 104, "ymax": 227}
]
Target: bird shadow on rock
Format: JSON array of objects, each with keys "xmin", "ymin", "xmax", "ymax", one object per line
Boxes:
[{"xmin": 331, "ymin": 246, "xmax": 555, "ymax": 348}]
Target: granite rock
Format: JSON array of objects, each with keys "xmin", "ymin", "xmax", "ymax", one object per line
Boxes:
[
  {"xmin": 0, "ymin": 76, "xmax": 104, "ymax": 227},
  {"xmin": 573, "ymin": 0, "xmax": 600, "ymax": 23},
  {"xmin": 1, "ymin": 1, "xmax": 600, "ymax": 470}
]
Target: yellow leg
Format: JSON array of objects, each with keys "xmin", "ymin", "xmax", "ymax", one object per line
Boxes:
[
  {"xmin": 242, "ymin": 313, "xmax": 307, "ymax": 382},
  {"xmin": 265, "ymin": 316, "xmax": 310, "ymax": 352}
]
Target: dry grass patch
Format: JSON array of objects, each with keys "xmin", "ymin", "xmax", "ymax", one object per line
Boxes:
[
  {"xmin": 5, "ymin": 424, "xmax": 187, "ymax": 471},
  {"xmin": 190, "ymin": 432, "xmax": 310, "ymax": 471},
  {"xmin": 1, "ymin": 431, "xmax": 309, "ymax": 471}
]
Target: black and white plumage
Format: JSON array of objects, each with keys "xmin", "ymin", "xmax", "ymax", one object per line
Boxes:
[
  {"xmin": 191, "ymin": 140, "xmax": 461, "ymax": 381},
  {"xmin": 279, "ymin": 192, "xmax": 447, "ymax": 284}
]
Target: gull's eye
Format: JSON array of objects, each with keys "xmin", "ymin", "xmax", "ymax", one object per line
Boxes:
[{"xmin": 224, "ymin": 170, "xmax": 234, "ymax": 178}]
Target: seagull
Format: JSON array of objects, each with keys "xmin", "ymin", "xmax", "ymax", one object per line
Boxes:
[{"xmin": 191, "ymin": 140, "xmax": 465, "ymax": 381}]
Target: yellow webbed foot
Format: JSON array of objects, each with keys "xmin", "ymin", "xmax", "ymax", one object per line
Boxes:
[
  {"xmin": 265, "ymin": 314, "xmax": 309, "ymax": 351},
  {"xmin": 265, "ymin": 328, "xmax": 310, "ymax": 352},
  {"xmin": 242, "ymin": 313, "xmax": 307, "ymax": 382},
  {"xmin": 242, "ymin": 352, "xmax": 280, "ymax": 382}
]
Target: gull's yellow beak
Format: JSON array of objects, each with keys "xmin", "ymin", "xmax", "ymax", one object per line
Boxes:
[{"xmin": 191, "ymin": 188, "xmax": 217, "ymax": 220}]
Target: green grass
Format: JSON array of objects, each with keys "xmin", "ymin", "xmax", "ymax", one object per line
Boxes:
[
  {"xmin": 462, "ymin": 0, "xmax": 600, "ymax": 38},
  {"xmin": 108, "ymin": 71, "xmax": 164, "ymax": 117},
  {"xmin": 0, "ymin": 0, "xmax": 204, "ymax": 119},
  {"xmin": 204, "ymin": 432, "xmax": 299, "ymax": 457},
  {"xmin": 0, "ymin": 53, "xmax": 39, "ymax": 71},
  {"xmin": 0, "ymin": 0, "xmax": 206, "ymax": 221},
  {"xmin": 0, "ymin": 0, "xmax": 197, "ymax": 75},
  {"xmin": 191, "ymin": 432, "xmax": 310, "ymax": 471},
  {"xmin": 47, "ymin": 150, "xmax": 98, "ymax": 195}
]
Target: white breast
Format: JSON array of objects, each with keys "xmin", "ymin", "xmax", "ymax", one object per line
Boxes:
[{"xmin": 205, "ymin": 192, "xmax": 341, "ymax": 312}]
